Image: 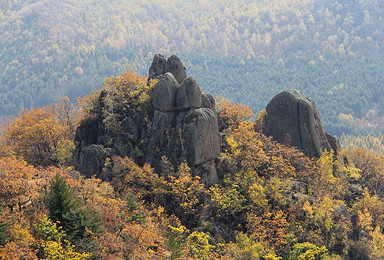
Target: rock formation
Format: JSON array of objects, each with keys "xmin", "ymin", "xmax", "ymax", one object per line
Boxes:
[
  {"xmin": 147, "ymin": 54, "xmax": 166, "ymax": 84},
  {"xmin": 152, "ymin": 73, "xmax": 179, "ymax": 112},
  {"xmin": 146, "ymin": 56, "xmax": 220, "ymax": 185},
  {"xmin": 148, "ymin": 54, "xmax": 187, "ymax": 85},
  {"xmin": 176, "ymin": 77, "xmax": 202, "ymax": 110},
  {"xmin": 75, "ymin": 54, "xmax": 221, "ymax": 185},
  {"xmin": 165, "ymin": 55, "xmax": 187, "ymax": 84},
  {"xmin": 264, "ymin": 89, "xmax": 339, "ymax": 158}
]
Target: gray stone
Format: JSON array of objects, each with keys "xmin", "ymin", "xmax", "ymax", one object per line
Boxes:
[
  {"xmin": 176, "ymin": 77, "xmax": 202, "ymax": 110},
  {"xmin": 201, "ymin": 93, "xmax": 216, "ymax": 111},
  {"xmin": 326, "ymin": 133, "xmax": 341, "ymax": 155},
  {"xmin": 146, "ymin": 110, "xmax": 177, "ymax": 166},
  {"xmin": 148, "ymin": 54, "xmax": 166, "ymax": 84},
  {"xmin": 152, "ymin": 73, "xmax": 179, "ymax": 112},
  {"xmin": 334, "ymin": 204, "xmax": 351, "ymax": 221},
  {"xmin": 79, "ymin": 145, "xmax": 110, "ymax": 178},
  {"xmin": 265, "ymin": 89, "xmax": 332, "ymax": 158},
  {"xmin": 166, "ymin": 55, "xmax": 187, "ymax": 84},
  {"xmin": 150, "ymin": 110, "xmax": 177, "ymax": 148},
  {"xmin": 183, "ymin": 108, "xmax": 220, "ymax": 166},
  {"xmin": 196, "ymin": 160, "xmax": 218, "ymax": 186}
]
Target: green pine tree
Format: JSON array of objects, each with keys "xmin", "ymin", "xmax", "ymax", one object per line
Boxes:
[
  {"xmin": 44, "ymin": 173, "xmax": 79, "ymax": 225},
  {"xmin": 44, "ymin": 173, "xmax": 103, "ymax": 240}
]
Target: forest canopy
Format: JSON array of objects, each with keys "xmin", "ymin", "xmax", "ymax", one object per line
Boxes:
[{"xmin": 1, "ymin": 0, "xmax": 384, "ymax": 137}]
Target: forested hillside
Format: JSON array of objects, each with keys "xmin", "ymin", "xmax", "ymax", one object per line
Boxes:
[
  {"xmin": 1, "ymin": 0, "xmax": 384, "ymax": 137},
  {"xmin": 2, "ymin": 68, "xmax": 384, "ymax": 259}
]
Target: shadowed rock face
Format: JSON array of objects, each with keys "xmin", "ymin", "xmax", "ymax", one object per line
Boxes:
[
  {"xmin": 79, "ymin": 145, "xmax": 110, "ymax": 178},
  {"xmin": 265, "ymin": 89, "xmax": 335, "ymax": 158},
  {"xmin": 201, "ymin": 94, "xmax": 216, "ymax": 111}
]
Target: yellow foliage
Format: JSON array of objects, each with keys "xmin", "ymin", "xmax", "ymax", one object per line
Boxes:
[
  {"xmin": 6, "ymin": 106, "xmax": 68, "ymax": 165},
  {"xmin": 42, "ymin": 240, "xmax": 92, "ymax": 260},
  {"xmin": 217, "ymin": 99, "xmax": 254, "ymax": 130}
]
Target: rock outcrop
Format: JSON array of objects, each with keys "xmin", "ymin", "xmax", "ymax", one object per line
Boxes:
[
  {"xmin": 146, "ymin": 56, "xmax": 220, "ymax": 184},
  {"xmin": 264, "ymin": 89, "xmax": 338, "ymax": 158},
  {"xmin": 183, "ymin": 108, "xmax": 221, "ymax": 166},
  {"xmin": 75, "ymin": 54, "xmax": 221, "ymax": 185},
  {"xmin": 176, "ymin": 77, "xmax": 202, "ymax": 110},
  {"xmin": 78, "ymin": 145, "xmax": 110, "ymax": 178},
  {"xmin": 147, "ymin": 54, "xmax": 167, "ymax": 84}
]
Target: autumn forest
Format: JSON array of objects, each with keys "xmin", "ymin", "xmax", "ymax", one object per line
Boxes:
[{"xmin": 2, "ymin": 0, "xmax": 384, "ymax": 259}]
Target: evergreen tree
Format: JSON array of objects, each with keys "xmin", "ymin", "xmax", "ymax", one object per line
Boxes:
[
  {"xmin": 44, "ymin": 173, "xmax": 78, "ymax": 225},
  {"xmin": 44, "ymin": 173, "xmax": 102, "ymax": 240}
]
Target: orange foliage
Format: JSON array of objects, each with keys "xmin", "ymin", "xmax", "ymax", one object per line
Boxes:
[
  {"xmin": 0, "ymin": 156, "xmax": 37, "ymax": 210},
  {"xmin": 217, "ymin": 99, "xmax": 254, "ymax": 130},
  {"xmin": 6, "ymin": 106, "xmax": 67, "ymax": 165},
  {"xmin": 103, "ymin": 69, "xmax": 148, "ymax": 94},
  {"xmin": 247, "ymin": 208, "xmax": 289, "ymax": 250}
]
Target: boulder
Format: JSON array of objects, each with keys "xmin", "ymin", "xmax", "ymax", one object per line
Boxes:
[
  {"xmin": 201, "ymin": 93, "xmax": 216, "ymax": 111},
  {"xmin": 265, "ymin": 89, "xmax": 332, "ymax": 158},
  {"xmin": 79, "ymin": 145, "xmax": 110, "ymax": 178},
  {"xmin": 148, "ymin": 53, "xmax": 167, "ymax": 84},
  {"xmin": 176, "ymin": 77, "xmax": 202, "ymax": 110},
  {"xmin": 166, "ymin": 55, "xmax": 187, "ymax": 84},
  {"xmin": 183, "ymin": 108, "xmax": 220, "ymax": 166},
  {"xmin": 152, "ymin": 73, "xmax": 179, "ymax": 112}
]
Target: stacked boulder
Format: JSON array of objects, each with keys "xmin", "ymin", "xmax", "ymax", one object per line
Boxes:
[
  {"xmin": 147, "ymin": 56, "xmax": 221, "ymax": 185},
  {"xmin": 148, "ymin": 54, "xmax": 187, "ymax": 85},
  {"xmin": 264, "ymin": 89, "xmax": 340, "ymax": 158}
]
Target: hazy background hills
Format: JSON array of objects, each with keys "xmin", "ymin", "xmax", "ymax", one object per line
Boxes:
[{"xmin": 1, "ymin": 0, "xmax": 384, "ymax": 136}]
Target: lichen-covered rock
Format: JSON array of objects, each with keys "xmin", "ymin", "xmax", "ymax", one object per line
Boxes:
[
  {"xmin": 183, "ymin": 108, "xmax": 220, "ymax": 166},
  {"xmin": 152, "ymin": 73, "xmax": 179, "ymax": 112},
  {"xmin": 79, "ymin": 144, "xmax": 110, "ymax": 178},
  {"xmin": 148, "ymin": 53, "xmax": 166, "ymax": 84},
  {"xmin": 265, "ymin": 89, "xmax": 332, "ymax": 158},
  {"xmin": 166, "ymin": 55, "xmax": 187, "ymax": 84},
  {"xmin": 201, "ymin": 93, "xmax": 216, "ymax": 111},
  {"xmin": 176, "ymin": 77, "xmax": 202, "ymax": 110}
]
